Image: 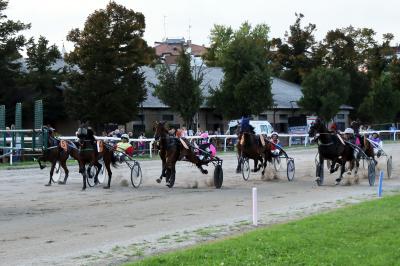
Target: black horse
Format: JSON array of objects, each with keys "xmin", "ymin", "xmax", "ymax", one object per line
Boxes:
[
  {"xmin": 308, "ymin": 118, "xmax": 355, "ymax": 185},
  {"xmin": 153, "ymin": 121, "xmax": 209, "ymax": 188},
  {"xmin": 76, "ymin": 126, "xmax": 116, "ymax": 190}
]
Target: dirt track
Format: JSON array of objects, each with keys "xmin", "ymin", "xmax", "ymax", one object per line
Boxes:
[{"xmin": 1, "ymin": 144, "xmax": 400, "ymax": 265}]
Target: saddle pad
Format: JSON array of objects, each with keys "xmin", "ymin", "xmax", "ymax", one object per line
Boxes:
[
  {"xmin": 260, "ymin": 135, "xmax": 265, "ymax": 146},
  {"xmin": 97, "ymin": 140, "xmax": 104, "ymax": 153},
  {"xmin": 60, "ymin": 140, "xmax": 68, "ymax": 152},
  {"xmin": 179, "ymin": 138, "xmax": 189, "ymax": 150}
]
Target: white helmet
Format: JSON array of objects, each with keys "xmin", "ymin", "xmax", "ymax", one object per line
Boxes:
[
  {"xmin": 271, "ymin": 132, "xmax": 279, "ymax": 137},
  {"xmin": 344, "ymin": 128, "xmax": 354, "ymax": 134},
  {"xmin": 121, "ymin": 134, "xmax": 129, "ymax": 140}
]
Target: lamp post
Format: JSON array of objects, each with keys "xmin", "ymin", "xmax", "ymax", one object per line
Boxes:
[{"xmin": 289, "ymin": 101, "xmax": 296, "ymax": 117}]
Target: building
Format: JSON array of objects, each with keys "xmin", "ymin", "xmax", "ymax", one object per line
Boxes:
[
  {"xmin": 154, "ymin": 38, "xmax": 207, "ymax": 65},
  {"xmin": 125, "ymin": 66, "xmax": 352, "ymax": 135}
]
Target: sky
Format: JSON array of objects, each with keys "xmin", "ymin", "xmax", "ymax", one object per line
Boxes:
[{"xmin": 4, "ymin": 0, "xmax": 400, "ymax": 52}]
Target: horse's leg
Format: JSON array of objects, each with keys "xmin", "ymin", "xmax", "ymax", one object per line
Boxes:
[
  {"xmin": 58, "ymin": 154, "xmax": 69, "ymax": 184},
  {"xmin": 336, "ymin": 163, "xmax": 345, "ymax": 185},
  {"xmin": 45, "ymin": 160, "xmax": 56, "ymax": 186},
  {"xmin": 94, "ymin": 160, "xmax": 102, "ymax": 185},
  {"xmin": 78, "ymin": 160, "xmax": 86, "ymax": 191},
  {"xmin": 38, "ymin": 156, "xmax": 46, "ymax": 170},
  {"xmin": 236, "ymin": 145, "xmax": 242, "ymax": 173},
  {"xmin": 157, "ymin": 156, "xmax": 166, "ymax": 183},
  {"xmin": 103, "ymin": 157, "xmax": 112, "ymax": 189},
  {"xmin": 252, "ymin": 159, "xmax": 258, "ymax": 172}
]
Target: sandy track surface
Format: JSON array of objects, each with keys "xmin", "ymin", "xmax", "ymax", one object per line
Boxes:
[{"xmin": 1, "ymin": 144, "xmax": 399, "ymax": 265}]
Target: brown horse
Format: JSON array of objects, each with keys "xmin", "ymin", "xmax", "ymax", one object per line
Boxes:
[
  {"xmin": 153, "ymin": 121, "xmax": 209, "ymax": 188},
  {"xmin": 236, "ymin": 131, "xmax": 272, "ymax": 177},
  {"xmin": 37, "ymin": 130, "xmax": 80, "ymax": 186}
]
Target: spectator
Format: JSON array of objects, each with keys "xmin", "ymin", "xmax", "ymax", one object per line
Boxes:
[{"xmin": 138, "ymin": 132, "xmax": 145, "ymax": 156}]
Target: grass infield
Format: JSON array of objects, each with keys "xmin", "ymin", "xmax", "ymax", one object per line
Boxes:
[{"xmin": 129, "ymin": 194, "xmax": 400, "ymax": 266}]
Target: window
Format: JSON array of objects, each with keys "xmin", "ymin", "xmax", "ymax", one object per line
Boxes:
[
  {"xmin": 336, "ymin": 114, "xmax": 345, "ymax": 120},
  {"xmin": 279, "ymin": 114, "xmax": 288, "ymax": 120},
  {"xmin": 162, "ymin": 114, "xmax": 174, "ymax": 121}
]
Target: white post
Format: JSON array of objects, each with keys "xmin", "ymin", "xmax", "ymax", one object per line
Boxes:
[
  {"xmin": 9, "ymin": 137, "xmax": 13, "ymax": 166},
  {"xmin": 305, "ymin": 136, "xmax": 308, "ymax": 147},
  {"xmin": 378, "ymin": 171, "xmax": 384, "ymax": 198},
  {"xmin": 288, "ymin": 136, "xmax": 292, "ymax": 147},
  {"xmin": 252, "ymin": 187, "xmax": 258, "ymax": 226},
  {"xmin": 224, "ymin": 137, "xmax": 227, "ymax": 152},
  {"xmin": 149, "ymin": 140, "xmax": 154, "ymax": 158}
]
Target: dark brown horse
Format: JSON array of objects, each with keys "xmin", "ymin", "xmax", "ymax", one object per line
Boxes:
[
  {"xmin": 153, "ymin": 121, "xmax": 209, "ymax": 188},
  {"xmin": 309, "ymin": 118, "xmax": 355, "ymax": 185},
  {"xmin": 38, "ymin": 128, "xmax": 80, "ymax": 186},
  {"xmin": 235, "ymin": 130, "xmax": 272, "ymax": 176},
  {"xmin": 76, "ymin": 127, "xmax": 117, "ymax": 190}
]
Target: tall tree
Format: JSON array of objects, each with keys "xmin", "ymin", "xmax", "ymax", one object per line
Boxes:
[
  {"xmin": 153, "ymin": 48, "xmax": 204, "ymax": 129},
  {"xmin": 202, "ymin": 24, "xmax": 233, "ymax": 67},
  {"xmin": 64, "ymin": 1, "xmax": 155, "ymax": 129},
  {"xmin": 0, "ymin": 0, "xmax": 30, "ymax": 124},
  {"xmin": 208, "ymin": 22, "xmax": 273, "ymax": 119},
  {"xmin": 24, "ymin": 36, "xmax": 66, "ymax": 125},
  {"xmin": 271, "ymin": 13, "xmax": 317, "ymax": 84},
  {"xmin": 299, "ymin": 67, "xmax": 350, "ymax": 121},
  {"xmin": 359, "ymin": 73, "xmax": 400, "ymax": 123}
]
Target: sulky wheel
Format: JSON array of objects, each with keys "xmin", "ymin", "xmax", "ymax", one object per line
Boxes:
[
  {"xmin": 387, "ymin": 156, "xmax": 392, "ymax": 179},
  {"xmin": 368, "ymin": 160, "xmax": 376, "ymax": 186},
  {"xmin": 52, "ymin": 161, "xmax": 62, "ymax": 183},
  {"xmin": 130, "ymin": 162, "xmax": 143, "ymax": 188},
  {"xmin": 286, "ymin": 158, "xmax": 295, "ymax": 181},
  {"xmin": 86, "ymin": 164, "xmax": 98, "ymax": 187},
  {"xmin": 213, "ymin": 164, "xmax": 223, "ymax": 189},
  {"xmin": 316, "ymin": 161, "xmax": 324, "ymax": 186},
  {"xmin": 97, "ymin": 161, "xmax": 106, "ymax": 184},
  {"xmin": 241, "ymin": 157, "xmax": 250, "ymax": 181}
]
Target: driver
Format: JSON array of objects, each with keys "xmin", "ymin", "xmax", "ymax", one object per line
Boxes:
[
  {"xmin": 270, "ymin": 132, "xmax": 281, "ymax": 156},
  {"xmin": 116, "ymin": 134, "xmax": 134, "ymax": 161}
]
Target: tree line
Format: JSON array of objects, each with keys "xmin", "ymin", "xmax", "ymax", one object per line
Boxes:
[{"xmin": 1, "ymin": 0, "xmax": 399, "ymax": 130}]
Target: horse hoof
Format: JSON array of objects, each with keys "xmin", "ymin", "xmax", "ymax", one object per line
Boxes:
[
  {"xmin": 156, "ymin": 178, "xmax": 161, "ymax": 183},
  {"xmin": 40, "ymin": 166, "xmax": 46, "ymax": 170},
  {"xmin": 45, "ymin": 183, "xmax": 51, "ymax": 187},
  {"xmin": 335, "ymin": 179, "xmax": 341, "ymax": 185},
  {"xmin": 202, "ymin": 170, "xmax": 208, "ymax": 174},
  {"xmin": 347, "ymin": 171, "xmax": 352, "ymax": 175},
  {"xmin": 58, "ymin": 181, "xmax": 66, "ymax": 185},
  {"xmin": 103, "ymin": 186, "xmax": 110, "ymax": 189},
  {"xmin": 236, "ymin": 169, "xmax": 241, "ymax": 174},
  {"xmin": 82, "ymin": 187, "xmax": 86, "ymax": 191},
  {"xmin": 166, "ymin": 182, "xmax": 170, "ymax": 187}
]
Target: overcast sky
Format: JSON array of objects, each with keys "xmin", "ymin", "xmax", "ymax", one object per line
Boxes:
[{"xmin": 5, "ymin": 0, "xmax": 400, "ymax": 52}]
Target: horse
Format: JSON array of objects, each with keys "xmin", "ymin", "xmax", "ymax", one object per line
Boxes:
[
  {"xmin": 76, "ymin": 127, "xmax": 117, "ymax": 190},
  {"xmin": 37, "ymin": 128, "xmax": 79, "ymax": 186},
  {"xmin": 153, "ymin": 121, "xmax": 209, "ymax": 188},
  {"xmin": 235, "ymin": 129, "xmax": 272, "ymax": 177},
  {"xmin": 308, "ymin": 118, "xmax": 355, "ymax": 185}
]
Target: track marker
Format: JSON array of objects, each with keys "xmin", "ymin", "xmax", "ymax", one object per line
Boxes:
[
  {"xmin": 378, "ymin": 171, "xmax": 384, "ymax": 198},
  {"xmin": 252, "ymin": 187, "xmax": 258, "ymax": 226}
]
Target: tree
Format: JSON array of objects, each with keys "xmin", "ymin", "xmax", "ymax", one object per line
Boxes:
[
  {"xmin": 24, "ymin": 36, "xmax": 66, "ymax": 125},
  {"xmin": 208, "ymin": 22, "xmax": 273, "ymax": 119},
  {"xmin": 299, "ymin": 67, "xmax": 350, "ymax": 121},
  {"xmin": 202, "ymin": 24, "xmax": 233, "ymax": 67},
  {"xmin": 271, "ymin": 13, "xmax": 317, "ymax": 84},
  {"xmin": 359, "ymin": 73, "xmax": 400, "ymax": 123},
  {"xmin": 64, "ymin": 1, "xmax": 155, "ymax": 129},
  {"xmin": 0, "ymin": 0, "xmax": 30, "ymax": 124},
  {"xmin": 153, "ymin": 48, "xmax": 203, "ymax": 129}
]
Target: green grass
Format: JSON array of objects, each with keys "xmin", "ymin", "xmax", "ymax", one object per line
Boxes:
[{"xmin": 129, "ymin": 194, "xmax": 400, "ymax": 266}]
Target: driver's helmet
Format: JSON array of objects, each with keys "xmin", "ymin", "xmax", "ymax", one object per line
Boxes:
[
  {"xmin": 344, "ymin": 128, "xmax": 354, "ymax": 134},
  {"xmin": 121, "ymin": 134, "xmax": 129, "ymax": 140},
  {"xmin": 271, "ymin": 132, "xmax": 279, "ymax": 137},
  {"xmin": 200, "ymin": 132, "xmax": 209, "ymax": 139}
]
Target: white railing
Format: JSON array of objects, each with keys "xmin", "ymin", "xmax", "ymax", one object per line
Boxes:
[{"xmin": 1, "ymin": 130, "xmax": 399, "ymax": 165}]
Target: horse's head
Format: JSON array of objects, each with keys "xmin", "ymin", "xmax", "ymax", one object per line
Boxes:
[
  {"xmin": 153, "ymin": 121, "xmax": 167, "ymax": 141},
  {"xmin": 308, "ymin": 118, "xmax": 325, "ymax": 138}
]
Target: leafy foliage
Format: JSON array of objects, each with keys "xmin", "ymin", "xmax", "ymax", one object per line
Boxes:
[
  {"xmin": 64, "ymin": 1, "xmax": 155, "ymax": 128},
  {"xmin": 271, "ymin": 13, "xmax": 317, "ymax": 84},
  {"xmin": 0, "ymin": 0, "xmax": 30, "ymax": 124},
  {"xmin": 24, "ymin": 36, "xmax": 66, "ymax": 124},
  {"xmin": 299, "ymin": 67, "xmax": 350, "ymax": 121},
  {"xmin": 359, "ymin": 73, "xmax": 400, "ymax": 123},
  {"xmin": 208, "ymin": 22, "xmax": 273, "ymax": 119},
  {"xmin": 153, "ymin": 48, "xmax": 204, "ymax": 129}
]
